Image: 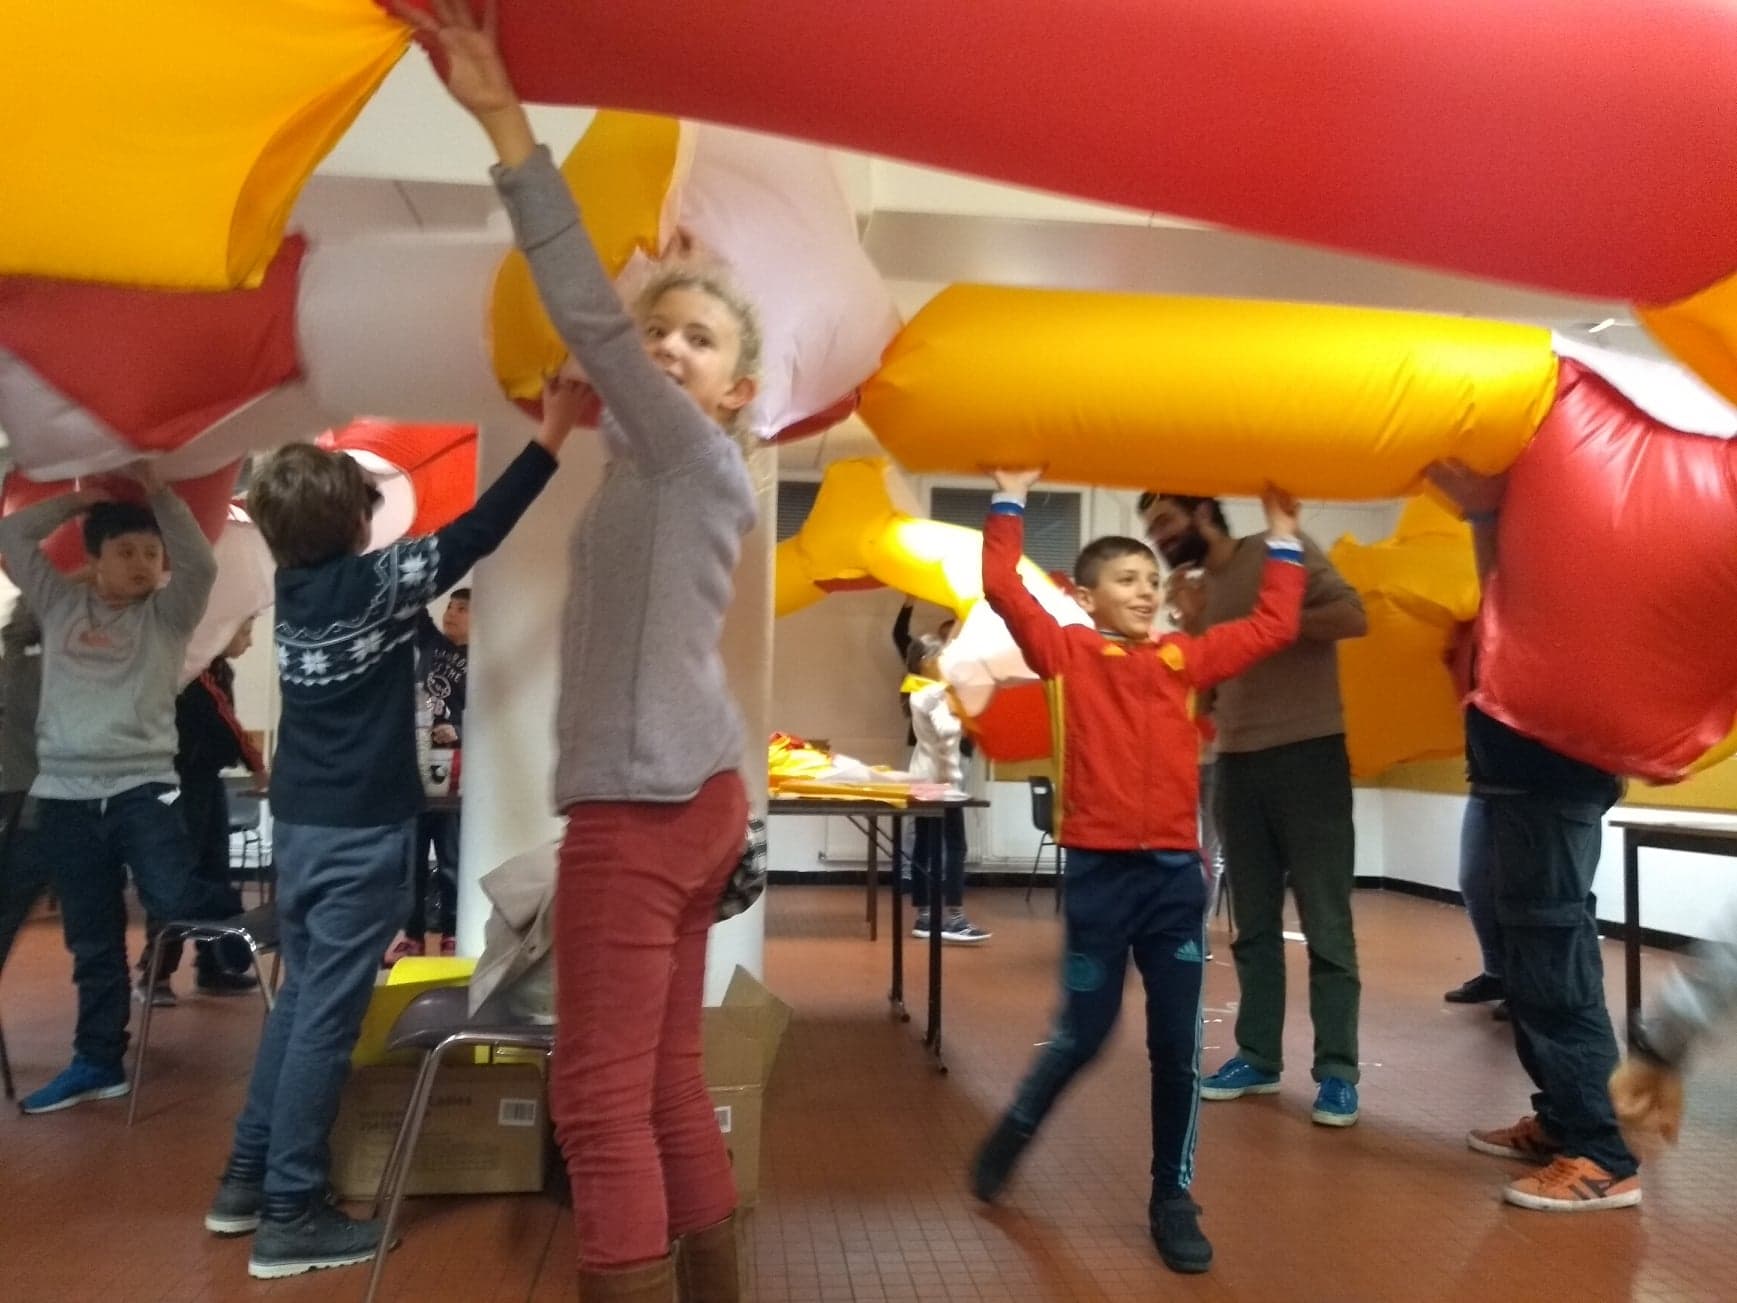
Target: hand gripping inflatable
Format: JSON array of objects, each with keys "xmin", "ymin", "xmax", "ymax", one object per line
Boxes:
[
  {"xmin": 0, "ymin": 464, "xmax": 241, "ymax": 579},
  {"xmin": 1470, "ymin": 361, "xmax": 1737, "ymax": 783},
  {"xmin": 490, "ymin": 112, "xmax": 899, "ymax": 441},
  {"xmin": 860, "ymin": 286, "xmax": 1558, "ymax": 498}
]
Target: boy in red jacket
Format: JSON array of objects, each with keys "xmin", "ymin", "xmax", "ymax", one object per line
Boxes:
[{"xmin": 970, "ymin": 468, "xmax": 1305, "ymax": 1275}]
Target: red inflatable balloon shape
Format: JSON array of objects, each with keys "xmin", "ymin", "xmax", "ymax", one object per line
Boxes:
[{"xmin": 1470, "ymin": 362, "xmax": 1737, "ymax": 782}]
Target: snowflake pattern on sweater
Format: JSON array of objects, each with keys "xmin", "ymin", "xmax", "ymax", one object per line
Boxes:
[{"xmin": 276, "ymin": 539, "xmax": 441, "ymax": 689}]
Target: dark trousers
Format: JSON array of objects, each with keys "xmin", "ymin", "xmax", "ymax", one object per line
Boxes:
[
  {"xmin": 140, "ymin": 770, "xmax": 247, "ymax": 979},
  {"xmin": 230, "ymin": 819, "xmax": 415, "ymax": 1197},
  {"xmin": 35, "ymin": 784, "xmax": 237, "ymax": 1068},
  {"xmin": 1218, "ymin": 734, "xmax": 1361, "ymax": 1083},
  {"xmin": 1486, "ymin": 791, "xmax": 1636, "ymax": 1177},
  {"xmin": 1458, "ymin": 794, "xmax": 1503, "ymax": 979},
  {"xmin": 1005, "ymin": 849, "xmax": 1207, "ymax": 1196},
  {"xmin": 910, "ymin": 805, "xmax": 966, "ymax": 910},
  {"xmin": 406, "ymin": 810, "xmax": 460, "ymax": 938},
  {"xmin": 0, "ymin": 792, "xmax": 48, "ymax": 977}
]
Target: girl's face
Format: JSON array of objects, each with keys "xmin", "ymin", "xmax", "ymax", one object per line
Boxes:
[{"xmin": 640, "ymin": 288, "xmax": 757, "ymax": 426}]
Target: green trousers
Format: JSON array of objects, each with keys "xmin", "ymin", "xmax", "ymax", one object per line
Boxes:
[{"xmin": 1216, "ymin": 734, "xmax": 1361, "ymax": 1083}]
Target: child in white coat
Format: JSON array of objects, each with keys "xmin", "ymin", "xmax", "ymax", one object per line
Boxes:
[{"xmin": 905, "ymin": 634, "xmax": 989, "ymax": 944}]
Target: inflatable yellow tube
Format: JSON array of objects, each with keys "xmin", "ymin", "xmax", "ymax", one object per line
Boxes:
[
  {"xmin": 0, "ymin": 0, "xmax": 406, "ymax": 289},
  {"xmin": 860, "ymin": 286, "xmax": 1559, "ymax": 499},
  {"xmin": 774, "ymin": 458, "xmax": 1054, "ymax": 618},
  {"xmin": 489, "ymin": 111, "xmax": 681, "ymax": 400}
]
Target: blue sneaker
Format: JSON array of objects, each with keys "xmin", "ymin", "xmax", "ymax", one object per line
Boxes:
[
  {"xmin": 1199, "ymin": 1056, "xmax": 1280, "ymax": 1100},
  {"xmin": 19, "ymin": 1055, "xmax": 130, "ymax": 1115},
  {"xmin": 1312, "ymin": 1077, "xmax": 1359, "ymax": 1127}
]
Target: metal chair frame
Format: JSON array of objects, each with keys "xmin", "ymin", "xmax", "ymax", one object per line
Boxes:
[
  {"xmin": 364, "ymin": 987, "xmax": 555, "ymax": 1303},
  {"xmin": 127, "ymin": 903, "xmax": 279, "ymax": 1126},
  {"xmin": 1023, "ymin": 777, "xmax": 1064, "ymax": 913}
]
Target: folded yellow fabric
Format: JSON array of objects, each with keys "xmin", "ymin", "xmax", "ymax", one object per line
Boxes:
[{"xmin": 0, "ymin": 0, "xmax": 406, "ymax": 288}]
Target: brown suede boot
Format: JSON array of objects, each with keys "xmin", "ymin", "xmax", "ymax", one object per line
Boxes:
[
  {"xmin": 579, "ymin": 1255, "xmax": 676, "ymax": 1302},
  {"xmin": 673, "ymin": 1215, "xmax": 740, "ymax": 1303}
]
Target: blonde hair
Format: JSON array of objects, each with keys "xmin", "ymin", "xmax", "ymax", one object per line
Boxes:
[{"xmin": 633, "ymin": 264, "xmax": 764, "ymax": 446}]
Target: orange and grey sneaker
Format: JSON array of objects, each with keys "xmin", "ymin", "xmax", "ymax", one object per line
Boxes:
[
  {"xmin": 1503, "ymin": 1156, "xmax": 1641, "ymax": 1212},
  {"xmin": 1467, "ymin": 1115, "xmax": 1563, "ymax": 1163}
]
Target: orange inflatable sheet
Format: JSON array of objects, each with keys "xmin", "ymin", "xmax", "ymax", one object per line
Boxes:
[
  {"xmin": 0, "ymin": 2, "xmax": 405, "ymax": 288},
  {"xmin": 860, "ymin": 287, "xmax": 1557, "ymax": 499},
  {"xmin": 1329, "ymin": 498, "xmax": 1480, "ymax": 780}
]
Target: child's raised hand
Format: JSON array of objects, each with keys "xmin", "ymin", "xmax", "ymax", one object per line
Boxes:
[
  {"xmin": 1609, "ymin": 1057, "xmax": 1684, "ymax": 1144},
  {"xmin": 121, "ymin": 460, "xmax": 165, "ymax": 496},
  {"xmin": 1260, "ymin": 484, "xmax": 1300, "ymax": 537},
  {"xmin": 536, "ymin": 373, "xmax": 591, "ymax": 457},
  {"xmin": 394, "ymin": 0, "xmax": 519, "ymax": 122},
  {"xmin": 988, "ymin": 467, "xmax": 1044, "ymax": 496}
]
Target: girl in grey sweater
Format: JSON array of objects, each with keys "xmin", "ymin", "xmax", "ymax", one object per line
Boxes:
[{"xmin": 410, "ymin": 4, "xmax": 761, "ymax": 1299}]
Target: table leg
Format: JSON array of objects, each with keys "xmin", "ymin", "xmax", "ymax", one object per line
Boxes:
[
  {"xmin": 890, "ymin": 814, "xmax": 908, "ymax": 1021},
  {"xmin": 1624, "ymin": 832, "xmax": 1641, "ymax": 1032},
  {"xmin": 866, "ymin": 815, "xmax": 879, "ymax": 942},
  {"xmin": 924, "ymin": 816, "xmax": 947, "ymax": 1072}
]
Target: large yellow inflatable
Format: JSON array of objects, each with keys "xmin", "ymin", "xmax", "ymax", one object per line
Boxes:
[{"xmin": 859, "ymin": 285, "xmax": 1558, "ymax": 498}]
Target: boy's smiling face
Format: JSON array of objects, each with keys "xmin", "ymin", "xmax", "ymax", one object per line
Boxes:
[{"xmin": 1076, "ymin": 550, "xmax": 1162, "ymax": 639}]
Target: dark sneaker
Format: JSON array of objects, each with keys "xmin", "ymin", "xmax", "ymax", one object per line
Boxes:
[
  {"xmin": 1444, "ymin": 973, "xmax": 1504, "ymax": 1004},
  {"xmin": 1468, "ymin": 1114, "xmax": 1563, "ymax": 1163},
  {"xmin": 1150, "ymin": 1195, "xmax": 1213, "ymax": 1274},
  {"xmin": 205, "ymin": 1176, "xmax": 264, "ymax": 1235},
  {"xmin": 911, "ymin": 911, "xmax": 933, "ymax": 940},
  {"xmin": 941, "ymin": 915, "xmax": 992, "ymax": 944},
  {"xmin": 20, "ymin": 1056, "xmax": 129, "ymax": 1114},
  {"xmin": 196, "ymin": 969, "xmax": 260, "ymax": 997},
  {"xmin": 132, "ymin": 980, "xmax": 177, "ymax": 1009},
  {"xmin": 1312, "ymin": 1077, "xmax": 1359, "ymax": 1127},
  {"xmin": 970, "ymin": 1115, "xmax": 1033, "ymax": 1203},
  {"xmin": 248, "ymin": 1200, "xmax": 384, "ymax": 1279},
  {"xmin": 1199, "ymin": 1057, "xmax": 1280, "ymax": 1101}
]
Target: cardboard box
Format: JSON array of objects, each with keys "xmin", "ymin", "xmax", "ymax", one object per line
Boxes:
[
  {"xmin": 702, "ymin": 967, "xmax": 791, "ymax": 1206},
  {"xmin": 329, "ymin": 1062, "xmax": 548, "ymax": 1201}
]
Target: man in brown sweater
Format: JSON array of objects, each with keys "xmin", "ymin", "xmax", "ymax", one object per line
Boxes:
[{"xmin": 1141, "ymin": 492, "xmax": 1367, "ymax": 1127}]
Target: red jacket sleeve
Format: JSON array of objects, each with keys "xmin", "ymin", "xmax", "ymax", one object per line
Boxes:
[
  {"xmin": 981, "ymin": 507, "xmax": 1071, "ymax": 679},
  {"xmin": 1178, "ymin": 552, "xmax": 1306, "ymax": 688}
]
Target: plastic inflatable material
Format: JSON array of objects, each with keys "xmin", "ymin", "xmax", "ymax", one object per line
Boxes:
[
  {"xmin": 1329, "ymin": 498, "xmax": 1480, "ymax": 779},
  {"xmin": 491, "ymin": 112, "xmax": 900, "ymax": 440},
  {"xmin": 1470, "ymin": 362, "xmax": 1737, "ymax": 782},
  {"xmin": 321, "ymin": 419, "xmax": 478, "ymax": 545},
  {"xmin": 860, "ymin": 286, "xmax": 1557, "ymax": 498},
  {"xmin": 0, "ymin": 1, "xmax": 404, "ymax": 288}
]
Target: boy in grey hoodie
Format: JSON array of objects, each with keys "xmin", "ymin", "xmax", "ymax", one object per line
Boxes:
[
  {"xmin": 0, "ymin": 466, "xmax": 231, "ymax": 1114},
  {"xmin": 1612, "ymin": 903, "xmax": 1737, "ymax": 1142}
]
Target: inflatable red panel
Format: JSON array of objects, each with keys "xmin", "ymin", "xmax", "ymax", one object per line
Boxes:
[
  {"xmin": 392, "ymin": 0, "xmax": 1737, "ymax": 303},
  {"xmin": 0, "ymin": 238, "xmax": 304, "ymax": 452},
  {"xmin": 1471, "ymin": 362, "xmax": 1737, "ymax": 781},
  {"xmin": 1, "ymin": 462, "xmax": 242, "ymax": 576},
  {"xmin": 322, "ymin": 419, "xmax": 478, "ymax": 537}
]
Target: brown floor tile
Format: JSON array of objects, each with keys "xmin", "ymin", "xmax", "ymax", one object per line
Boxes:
[{"xmin": 2, "ymin": 887, "xmax": 1734, "ymax": 1300}]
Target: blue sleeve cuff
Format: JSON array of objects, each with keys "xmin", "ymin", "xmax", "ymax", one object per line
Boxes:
[
  {"xmin": 989, "ymin": 496, "xmax": 1026, "ymax": 515},
  {"xmin": 1265, "ymin": 537, "xmax": 1304, "ymax": 565}
]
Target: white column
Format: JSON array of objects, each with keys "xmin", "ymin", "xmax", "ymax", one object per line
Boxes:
[
  {"xmin": 454, "ymin": 424, "xmax": 599, "ymax": 954},
  {"xmin": 703, "ymin": 444, "xmax": 776, "ymax": 1003}
]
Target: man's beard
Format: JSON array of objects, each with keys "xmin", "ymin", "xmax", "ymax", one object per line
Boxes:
[{"xmin": 1158, "ymin": 528, "xmax": 1209, "ymax": 569}]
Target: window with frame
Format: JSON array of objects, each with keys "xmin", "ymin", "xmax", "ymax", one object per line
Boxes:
[{"xmin": 775, "ymin": 479, "xmax": 822, "ymax": 542}]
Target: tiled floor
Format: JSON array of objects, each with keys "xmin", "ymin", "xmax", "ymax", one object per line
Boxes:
[{"xmin": 1, "ymin": 886, "xmax": 1733, "ymax": 1301}]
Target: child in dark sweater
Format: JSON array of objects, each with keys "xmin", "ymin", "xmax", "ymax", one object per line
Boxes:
[{"xmin": 207, "ymin": 405, "xmax": 571, "ymax": 1280}]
